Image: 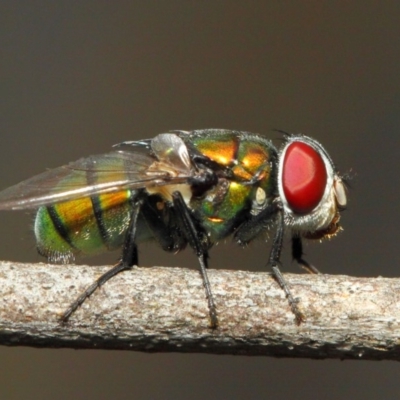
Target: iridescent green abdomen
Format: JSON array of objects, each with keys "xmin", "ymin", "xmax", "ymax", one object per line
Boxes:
[
  {"xmin": 186, "ymin": 130, "xmax": 277, "ymax": 241},
  {"xmin": 34, "ymin": 191, "xmax": 133, "ymax": 263}
]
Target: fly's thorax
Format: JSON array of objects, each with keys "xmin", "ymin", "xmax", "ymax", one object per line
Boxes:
[
  {"xmin": 186, "ymin": 129, "xmax": 277, "ymax": 194},
  {"xmin": 277, "ymin": 134, "xmax": 347, "ymax": 239},
  {"xmin": 190, "ymin": 179, "xmax": 251, "ymax": 242},
  {"xmin": 184, "ymin": 129, "xmax": 276, "ymax": 171},
  {"xmin": 182, "ymin": 130, "xmax": 278, "ymax": 241}
]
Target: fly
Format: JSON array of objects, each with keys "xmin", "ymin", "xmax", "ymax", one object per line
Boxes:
[{"xmin": 0, "ymin": 129, "xmax": 347, "ymax": 328}]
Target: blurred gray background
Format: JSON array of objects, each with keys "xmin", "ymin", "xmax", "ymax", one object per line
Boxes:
[{"xmin": 1, "ymin": 1, "xmax": 399, "ymax": 399}]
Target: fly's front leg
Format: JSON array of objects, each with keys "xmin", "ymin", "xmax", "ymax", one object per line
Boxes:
[
  {"xmin": 269, "ymin": 209, "xmax": 305, "ymax": 324},
  {"xmin": 171, "ymin": 191, "xmax": 218, "ymax": 329},
  {"xmin": 61, "ymin": 198, "xmax": 142, "ymax": 322},
  {"xmin": 292, "ymin": 235, "xmax": 320, "ymax": 274}
]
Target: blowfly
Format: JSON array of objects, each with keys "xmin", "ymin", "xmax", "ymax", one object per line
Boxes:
[{"xmin": 0, "ymin": 129, "xmax": 347, "ymax": 327}]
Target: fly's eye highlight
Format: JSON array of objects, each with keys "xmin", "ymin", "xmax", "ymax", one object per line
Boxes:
[{"xmin": 282, "ymin": 141, "xmax": 327, "ymax": 214}]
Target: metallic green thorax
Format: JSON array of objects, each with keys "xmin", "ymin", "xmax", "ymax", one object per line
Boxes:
[{"xmin": 185, "ymin": 130, "xmax": 277, "ymax": 242}]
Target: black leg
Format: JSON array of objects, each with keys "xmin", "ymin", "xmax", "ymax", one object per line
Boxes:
[
  {"xmin": 140, "ymin": 197, "xmax": 186, "ymax": 253},
  {"xmin": 61, "ymin": 198, "xmax": 142, "ymax": 322},
  {"xmin": 292, "ymin": 235, "xmax": 320, "ymax": 274},
  {"xmin": 171, "ymin": 191, "xmax": 218, "ymax": 329},
  {"xmin": 269, "ymin": 210, "xmax": 305, "ymax": 324},
  {"xmin": 234, "ymin": 201, "xmax": 279, "ymax": 245}
]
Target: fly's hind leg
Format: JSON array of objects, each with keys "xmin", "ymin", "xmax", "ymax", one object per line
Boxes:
[
  {"xmin": 292, "ymin": 235, "xmax": 320, "ymax": 274},
  {"xmin": 171, "ymin": 191, "xmax": 218, "ymax": 329},
  {"xmin": 60, "ymin": 198, "xmax": 142, "ymax": 322}
]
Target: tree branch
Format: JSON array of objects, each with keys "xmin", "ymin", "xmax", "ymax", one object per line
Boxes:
[{"xmin": 0, "ymin": 260, "xmax": 399, "ymax": 359}]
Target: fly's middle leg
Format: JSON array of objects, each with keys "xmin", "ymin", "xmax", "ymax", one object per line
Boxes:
[{"xmin": 172, "ymin": 191, "xmax": 218, "ymax": 329}]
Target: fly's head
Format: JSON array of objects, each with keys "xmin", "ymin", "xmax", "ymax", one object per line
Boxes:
[{"xmin": 277, "ymin": 134, "xmax": 347, "ymax": 240}]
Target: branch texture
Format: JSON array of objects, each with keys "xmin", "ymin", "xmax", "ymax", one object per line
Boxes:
[{"xmin": 0, "ymin": 261, "xmax": 399, "ymax": 360}]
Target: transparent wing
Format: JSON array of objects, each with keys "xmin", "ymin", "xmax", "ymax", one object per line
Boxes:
[{"xmin": 0, "ymin": 133, "xmax": 194, "ymax": 210}]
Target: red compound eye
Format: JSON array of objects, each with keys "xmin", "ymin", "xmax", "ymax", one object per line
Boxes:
[{"xmin": 282, "ymin": 141, "xmax": 327, "ymax": 214}]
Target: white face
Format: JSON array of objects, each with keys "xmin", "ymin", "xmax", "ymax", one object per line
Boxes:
[{"xmin": 277, "ymin": 134, "xmax": 347, "ymax": 237}]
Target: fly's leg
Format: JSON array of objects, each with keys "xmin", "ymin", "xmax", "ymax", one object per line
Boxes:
[
  {"xmin": 61, "ymin": 199, "xmax": 142, "ymax": 322},
  {"xmin": 233, "ymin": 202, "xmax": 279, "ymax": 245},
  {"xmin": 292, "ymin": 235, "xmax": 320, "ymax": 274},
  {"xmin": 140, "ymin": 197, "xmax": 186, "ymax": 253},
  {"xmin": 233, "ymin": 202, "xmax": 305, "ymax": 323},
  {"xmin": 269, "ymin": 209, "xmax": 305, "ymax": 324},
  {"xmin": 171, "ymin": 191, "xmax": 218, "ymax": 329},
  {"xmin": 233, "ymin": 202, "xmax": 303, "ymax": 322}
]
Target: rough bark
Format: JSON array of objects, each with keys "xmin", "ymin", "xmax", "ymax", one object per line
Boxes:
[{"xmin": 0, "ymin": 261, "xmax": 399, "ymax": 360}]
